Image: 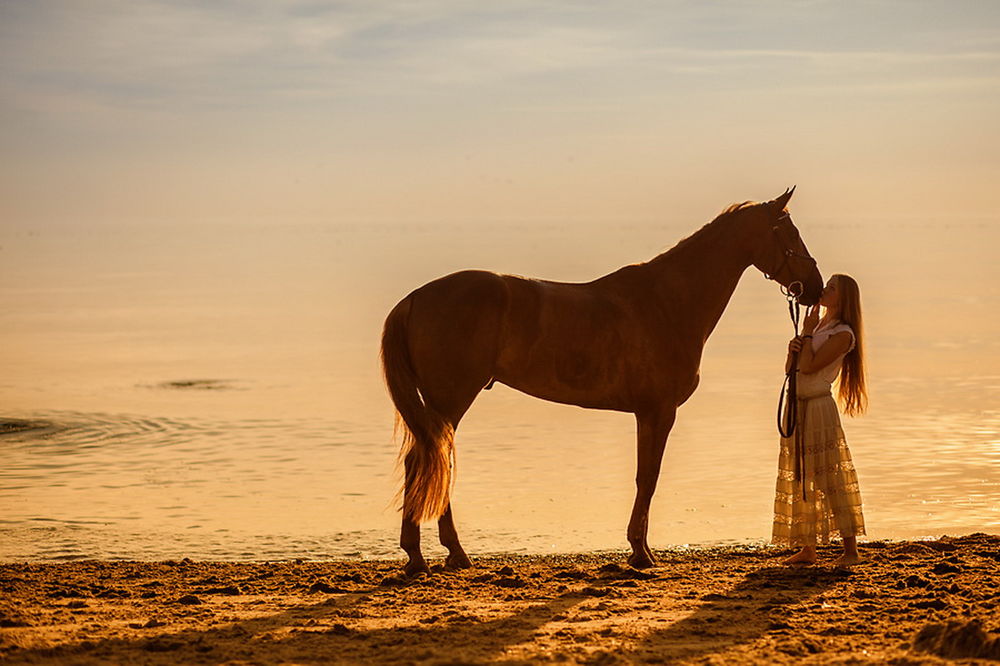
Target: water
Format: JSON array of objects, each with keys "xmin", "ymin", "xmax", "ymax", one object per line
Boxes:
[{"xmin": 1, "ymin": 216, "xmax": 997, "ymax": 561}]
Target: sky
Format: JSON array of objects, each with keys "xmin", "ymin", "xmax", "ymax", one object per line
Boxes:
[{"xmin": 2, "ymin": 0, "xmax": 999, "ymax": 227}]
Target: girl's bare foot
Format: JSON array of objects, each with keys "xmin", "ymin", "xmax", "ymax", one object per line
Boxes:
[
  {"xmin": 834, "ymin": 537, "xmax": 861, "ymax": 567},
  {"xmin": 833, "ymin": 552, "xmax": 862, "ymax": 567},
  {"xmin": 781, "ymin": 547, "xmax": 817, "ymax": 565}
]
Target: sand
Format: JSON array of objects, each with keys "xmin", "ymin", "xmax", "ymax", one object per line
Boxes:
[{"xmin": 2, "ymin": 533, "xmax": 999, "ymax": 664}]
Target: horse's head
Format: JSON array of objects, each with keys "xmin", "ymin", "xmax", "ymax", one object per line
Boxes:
[{"xmin": 748, "ymin": 187, "xmax": 823, "ymax": 306}]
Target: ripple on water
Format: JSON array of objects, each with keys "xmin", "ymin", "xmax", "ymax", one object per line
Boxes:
[
  {"xmin": 151, "ymin": 379, "xmax": 240, "ymax": 391},
  {"xmin": 1, "ymin": 409, "xmax": 390, "ymax": 560},
  {"xmin": 2, "ymin": 391, "xmax": 998, "ymax": 561},
  {"xmin": 1, "ymin": 419, "xmax": 45, "ymax": 433},
  {"xmin": 0, "ymin": 523, "xmax": 403, "ymax": 561}
]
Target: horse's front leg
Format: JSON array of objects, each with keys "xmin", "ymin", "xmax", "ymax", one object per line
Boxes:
[
  {"xmin": 438, "ymin": 504, "xmax": 472, "ymax": 569},
  {"xmin": 627, "ymin": 407, "xmax": 677, "ymax": 569}
]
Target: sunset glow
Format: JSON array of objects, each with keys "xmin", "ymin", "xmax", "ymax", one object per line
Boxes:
[{"xmin": 2, "ymin": 1, "xmax": 998, "ymax": 227}]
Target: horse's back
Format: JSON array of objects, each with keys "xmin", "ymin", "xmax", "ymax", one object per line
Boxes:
[
  {"xmin": 489, "ymin": 275, "xmax": 652, "ymax": 410},
  {"xmin": 395, "ymin": 268, "xmax": 696, "ymax": 412},
  {"xmin": 495, "ymin": 271, "xmax": 702, "ymax": 410}
]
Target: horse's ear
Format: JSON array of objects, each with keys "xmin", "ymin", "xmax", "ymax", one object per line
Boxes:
[{"xmin": 772, "ymin": 186, "xmax": 796, "ymax": 210}]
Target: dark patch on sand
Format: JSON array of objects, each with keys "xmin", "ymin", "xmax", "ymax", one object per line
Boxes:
[{"xmin": 913, "ymin": 619, "xmax": 1000, "ymax": 660}]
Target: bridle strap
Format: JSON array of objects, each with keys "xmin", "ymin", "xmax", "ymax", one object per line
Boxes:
[{"xmin": 762, "ymin": 213, "xmax": 816, "ymax": 286}]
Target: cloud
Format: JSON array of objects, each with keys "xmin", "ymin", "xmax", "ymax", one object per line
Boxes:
[{"xmin": 2, "ymin": 0, "xmax": 998, "ymax": 119}]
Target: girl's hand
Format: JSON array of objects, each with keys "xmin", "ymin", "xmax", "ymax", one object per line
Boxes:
[
  {"xmin": 801, "ymin": 305, "xmax": 820, "ymax": 335},
  {"xmin": 788, "ymin": 336, "xmax": 803, "ymax": 354}
]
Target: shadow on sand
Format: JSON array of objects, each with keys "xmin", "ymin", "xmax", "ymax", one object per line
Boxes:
[
  {"xmin": 9, "ymin": 588, "xmax": 586, "ymax": 664},
  {"xmin": 625, "ymin": 564, "xmax": 847, "ymax": 663},
  {"xmin": 7, "ymin": 562, "xmax": 847, "ymax": 664}
]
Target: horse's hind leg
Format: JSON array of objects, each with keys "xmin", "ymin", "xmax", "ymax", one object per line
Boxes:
[
  {"xmin": 438, "ymin": 504, "xmax": 472, "ymax": 569},
  {"xmin": 398, "ymin": 271, "xmax": 506, "ymax": 574},
  {"xmin": 401, "ymin": 454, "xmax": 430, "ymax": 576},
  {"xmin": 400, "ymin": 520, "xmax": 427, "ymax": 576},
  {"xmin": 627, "ymin": 407, "xmax": 677, "ymax": 569},
  {"xmin": 400, "ymin": 493, "xmax": 471, "ymax": 575},
  {"xmin": 399, "ymin": 445, "xmax": 471, "ymax": 575},
  {"xmin": 432, "ymin": 401, "xmax": 478, "ymax": 570},
  {"xmin": 400, "ymin": 391, "xmax": 482, "ymax": 575}
]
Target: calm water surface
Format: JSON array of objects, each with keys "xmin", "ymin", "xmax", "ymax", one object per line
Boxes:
[{"xmin": 1, "ymin": 217, "xmax": 997, "ymax": 561}]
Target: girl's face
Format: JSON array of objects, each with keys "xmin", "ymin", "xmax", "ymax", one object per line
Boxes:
[{"xmin": 819, "ymin": 277, "xmax": 840, "ymax": 310}]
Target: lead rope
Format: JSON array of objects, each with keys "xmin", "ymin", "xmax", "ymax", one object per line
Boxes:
[
  {"xmin": 776, "ymin": 284, "xmax": 807, "ymax": 501},
  {"xmin": 777, "ymin": 287, "xmax": 800, "ymax": 438}
]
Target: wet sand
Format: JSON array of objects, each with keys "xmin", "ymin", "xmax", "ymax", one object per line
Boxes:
[{"xmin": 2, "ymin": 534, "xmax": 999, "ymax": 664}]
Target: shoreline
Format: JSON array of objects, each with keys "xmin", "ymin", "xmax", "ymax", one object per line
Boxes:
[
  {"xmin": 5, "ymin": 533, "xmax": 987, "ymax": 566},
  {"xmin": 3, "ymin": 533, "xmax": 999, "ymax": 664}
]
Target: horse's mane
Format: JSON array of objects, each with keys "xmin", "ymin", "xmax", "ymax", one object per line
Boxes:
[
  {"xmin": 650, "ymin": 200, "xmax": 757, "ymax": 263},
  {"xmin": 717, "ymin": 201, "xmax": 757, "ymax": 217}
]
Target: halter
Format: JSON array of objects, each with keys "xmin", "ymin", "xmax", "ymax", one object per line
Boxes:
[{"xmin": 762, "ymin": 213, "xmax": 817, "ymax": 297}]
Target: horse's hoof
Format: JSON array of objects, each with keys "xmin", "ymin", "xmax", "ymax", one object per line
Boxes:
[
  {"xmin": 445, "ymin": 551, "xmax": 473, "ymax": 570},
  {"xmin": 404, "ymin": 558, "xmax": 431, "ymax": 577},
  {"xmin": 627, "ymin": 552, "xmax": 656, "ymax": 569}
]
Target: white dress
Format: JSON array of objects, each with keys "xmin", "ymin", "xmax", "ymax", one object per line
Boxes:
[{"xmin": 771, "ymin": 320, "xmax": 866, "ymax": 546}]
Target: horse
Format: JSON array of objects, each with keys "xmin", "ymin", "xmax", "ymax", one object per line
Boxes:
[{"xmin": 380, "ymin": 188, "xmax": 822, "ymax": 575}]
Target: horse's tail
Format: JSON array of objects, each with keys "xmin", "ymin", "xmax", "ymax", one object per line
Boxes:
[{"xmin": 380, "ymin": 296, "xmax": 454, "ymax": 524}]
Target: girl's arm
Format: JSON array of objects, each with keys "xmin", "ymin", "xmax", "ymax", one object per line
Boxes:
[{"xmin": 798, "ymin": 331, "xmax": 852, "ymax": 374}]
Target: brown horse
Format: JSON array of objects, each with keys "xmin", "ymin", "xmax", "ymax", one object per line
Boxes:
[{"xmin": 381, "ymin": 188, "xmax": 822, "ymax": 575}]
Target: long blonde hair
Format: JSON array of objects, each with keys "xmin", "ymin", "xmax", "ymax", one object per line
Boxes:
[{"xmin": 833, "ymin": 273, "xmax": 868, "ymax": 416}]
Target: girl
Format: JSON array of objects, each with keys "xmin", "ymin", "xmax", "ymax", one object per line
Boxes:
[{"xmin": 773, "ymin": 273, "xmax": 868, "ymax": 566}]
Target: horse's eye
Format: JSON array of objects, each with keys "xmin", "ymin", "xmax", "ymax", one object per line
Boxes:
[{"xmin": 772, "ymin": 226, "xmax": 779, "ymax": 232}]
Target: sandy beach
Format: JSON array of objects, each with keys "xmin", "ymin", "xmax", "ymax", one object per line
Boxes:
[{"xmin": 2, "ymin": 533, "xmax": 998, "ymax": 664}]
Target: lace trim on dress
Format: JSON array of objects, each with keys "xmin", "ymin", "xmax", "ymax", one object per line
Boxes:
[{"xmin": 771, "ymin": 390, "xmax": 865, "ymax": 547}]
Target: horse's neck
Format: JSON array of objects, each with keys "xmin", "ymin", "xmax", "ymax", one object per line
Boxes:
[{"xmin": 645, "ymin": 217, "xmax": 755, "ymax": 342}]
